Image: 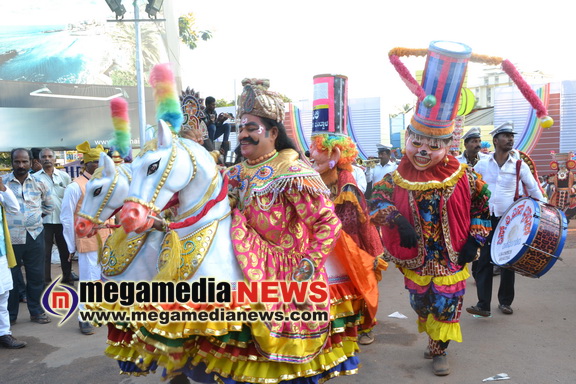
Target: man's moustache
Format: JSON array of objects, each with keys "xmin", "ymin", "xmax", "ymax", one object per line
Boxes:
[{"xmin": 240, "ymin": 138, "xmax": 259, "ymax": 145}]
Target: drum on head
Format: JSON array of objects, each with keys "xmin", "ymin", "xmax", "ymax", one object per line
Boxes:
[{"xmin": 491, "ymin": 197, "xmax": 567, "ymax": 278}]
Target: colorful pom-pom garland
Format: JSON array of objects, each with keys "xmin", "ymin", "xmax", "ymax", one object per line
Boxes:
[{"xmin": 388, "ymin": 47, "xmax": 553, "ymax": 128}]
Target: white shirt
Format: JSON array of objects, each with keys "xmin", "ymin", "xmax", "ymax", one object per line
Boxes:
[
  {"xmin": 36, "ymin": 168, "xmax": 72, "ymax": 224},
  {"xmin": 351, "ymin": 165, "xmax": 367, "ymax": 193},
  {"xmin": 456, "ymin": 151, "xmax": 490, "ymax": 167},
  {"xmin": 1, "ymin": 188, "xmax": 20, "ymax": 296},
  {"xmin": 474, "ymin": 150, "xmax": 545, "ymax": 217},
  {"xmin": 60, "ymin": 182, "xmax": 83, "ymax": 254},
  {"xmin": 367, "ymin": 162, "xmax": 398, "ymax": 184}
]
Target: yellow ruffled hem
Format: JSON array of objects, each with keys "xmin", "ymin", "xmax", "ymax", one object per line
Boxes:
[
  {"xmin": 249, "ymin": 321, "xmax": 329, "ymax": 364},
  {"xmin": 192, "ymin": 339, "xmax": 359, "ymax": 384},
  {"xmin": 400, "ymin": 267, "xmax": 470, "ymax": 287},
  {"xmin": 417, "ymin": 314, "xmax": 462, "ymax": 343}
]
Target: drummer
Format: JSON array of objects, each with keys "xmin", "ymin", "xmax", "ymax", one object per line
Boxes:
[{"xmin": 467, "ymin": 121, "xmax": 544, "ymax": 317}]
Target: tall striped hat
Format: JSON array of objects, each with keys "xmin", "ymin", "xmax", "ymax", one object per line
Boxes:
[{"xmin": 389, "ymin": 41, "xmax": 553, "ymax": 139}]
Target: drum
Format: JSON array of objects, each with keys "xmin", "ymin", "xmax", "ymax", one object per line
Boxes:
[{"xmin": 491, "ymin": 197, "xmax": 567, "ymax": 278}]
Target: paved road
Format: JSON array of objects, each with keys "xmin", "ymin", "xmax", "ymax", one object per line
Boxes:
[{"xmin": 2, "ymin": 222, "xmax": 574, "ymax": 384}]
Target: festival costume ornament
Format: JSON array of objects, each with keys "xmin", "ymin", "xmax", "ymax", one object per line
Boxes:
[
  {"xmin": 109, "ymin": 97, "xmax": 132, "ymax": 164},
  {"xmin": 180, "ymin": 86, "xmax": 209, "ymax": 140},
  {"xmin": 548, "ymin": 151, "xmax": 576, "ymax": 214},
  {"xmin": 237, "ymin": 78, "xmax": 285, "ymax": 123},
  {"xmin": 82, "ymin": 71, "xmax": 363, "ymax": 383},
  {"xmin": 389, "ymin": 41, "xmax": 554, "ymax": 133}
]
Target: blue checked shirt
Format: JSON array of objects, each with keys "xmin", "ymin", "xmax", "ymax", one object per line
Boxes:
[{"xmin": 2, "ymin": 172, "xmax": 54, "ymax": 244}]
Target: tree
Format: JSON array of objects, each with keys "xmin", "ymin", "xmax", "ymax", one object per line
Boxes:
[
  {"xmin": 278, "ymin": 93, "xmax": 292, "ymax": 103},
  {"xmin": 179, "ymin": 13, "xmax": 212, "ymax": 50},
  {"xmin": 108, "ymin": 22, "xmax": 163, "ymax": 86},
  {"xmin": 216, "ymin": 99, "xmax": 234, "ymax": 107}
]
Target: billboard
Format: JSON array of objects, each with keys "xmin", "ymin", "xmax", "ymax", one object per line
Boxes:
[{"xmin": 0, "ymin": 1, "xmax": 171, "ymax": 151}]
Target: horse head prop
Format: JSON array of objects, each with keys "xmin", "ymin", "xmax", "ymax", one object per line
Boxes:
[
  {"xmin": 119, "ymin": 120, "xmax": 201, "ymax": 233},
  {"xmin": 119, "ymin": 119, "xmax": 242, "ymax": 282},
  {"xmin": 75, "ymin": 152, "xmax": 131, "ymax": 238}
]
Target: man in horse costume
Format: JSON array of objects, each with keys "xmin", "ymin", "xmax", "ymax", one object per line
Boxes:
[
  {"xmin": 84, "ymin": 65, "xmax": 363, "ymax": 383},
  {"xmin": 205, "ymin": 78, "xmax": 362, "ymax": 383}
]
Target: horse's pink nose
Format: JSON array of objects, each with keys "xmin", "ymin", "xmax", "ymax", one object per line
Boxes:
[
  {"xmin": 75, "ymin": 217, "xmax": 95, "ymax": 238},
  {"xmin": 120, "ymin": 201, "xmax": 153, "ymax": 233}
]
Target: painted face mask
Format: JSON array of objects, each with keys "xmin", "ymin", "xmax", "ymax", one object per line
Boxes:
[
  {"xmin": 405, "ymin": 134, "xmax": 449, "ymax": 171},
  {"xmin": 309, "ymin": 142, "xmax": 337, "ymax": 175}
]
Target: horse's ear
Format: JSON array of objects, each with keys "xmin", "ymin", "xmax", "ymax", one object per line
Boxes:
[
  {"xmin": 157, "ymin": 120, "xmax": 173, "ymax": 148},
  {"xmin": 101, "ymin": 152, "xmax": 115, "ymax": 177}
]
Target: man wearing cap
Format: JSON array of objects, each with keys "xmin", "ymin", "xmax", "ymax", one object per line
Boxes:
[
  {"xmin": 456, "ymin": 127, "xmax": 489, "ymax": 167},
  {"xmin": 467, "ymin": 122, "xmax": 544, "ymax": 318},
  {"xmin": 61, "ymin": 142, "xmax": 113, "ymax": 335},
  {"xmin": 367, "ymin": 144, "xmax": 398, "ymax": 185},
  {"xmin": 371, "ymin": 41, "xmax": 492, "ymax": 376}
]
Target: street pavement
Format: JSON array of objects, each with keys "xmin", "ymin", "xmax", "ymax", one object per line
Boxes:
[{"xmin": 1, "ymin": 221, "xmax": 575, "ymax": 384}]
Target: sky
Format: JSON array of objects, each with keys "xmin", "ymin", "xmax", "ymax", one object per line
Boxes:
[
  {"xmin": 2, "ymin": 0, "xmax": 575, "ymax": 118},
  {"xmin": 171, "ymin": 0, "xmax": 576, "ymax": 116}
]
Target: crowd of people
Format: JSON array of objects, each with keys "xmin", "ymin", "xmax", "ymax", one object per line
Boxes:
[{"xmin": 0, "ymin": 45, "xmax": 574, "ymax": 384}]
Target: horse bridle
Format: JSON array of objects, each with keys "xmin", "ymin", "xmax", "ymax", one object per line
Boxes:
[
  {"xmin": 124, "ymin": 135, "xmax": 198, "ymax": 214},
  {"xmin": 76, "ymin": 168, "xmax": 121, "ymax": 226}
]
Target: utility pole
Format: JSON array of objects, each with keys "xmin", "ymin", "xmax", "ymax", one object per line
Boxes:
[
  {"xmin": 106, "ymin": 0, "xmax": 165, "ymax": 148},
  {"xmin": 133, "ymin": 3, "xmax": 146, "ymax": 147}
]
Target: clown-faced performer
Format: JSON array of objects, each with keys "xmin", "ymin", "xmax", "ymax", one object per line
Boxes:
[
  {"xmin": 309, "ymin": 74, "xmax": 386, "ymax": 346},
  {"xmin": 214, "ymin": 78, "xmax": 361, "ymax": 383},
  {"xmin": 548, "ymin": 151, "xmax": 576, "ymax": 219},
  {"xmin": 370, "ymin": 41, "xmax": 493, "ymax": 376}
]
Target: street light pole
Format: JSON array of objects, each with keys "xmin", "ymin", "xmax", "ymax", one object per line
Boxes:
[
  {"xmin": 106, "ymin": 1, "xmax": 165, "ymax": 148},
  {"xmin": 134, "ymin": 2, "xmax": 147, "ymax": 147}
]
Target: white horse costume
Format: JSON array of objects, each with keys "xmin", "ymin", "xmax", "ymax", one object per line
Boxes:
[{"xmin": 76, "ymin": 153, "xmax": 165, "ymax": 282}]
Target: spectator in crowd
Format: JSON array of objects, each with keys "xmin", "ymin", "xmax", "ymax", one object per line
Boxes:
[
  {"xmin": 35, "ymin": 148, "xmax": 76, "ymax": 286},
  {"xmin": 30, "ymin": 148, "xmax": 42, "ymax": 174},
  {"xmin": 2, "ymin": 148, "xmax": 53, "ymax": 325},
  {"xmin": 0, "ymin": 176, "xmax": 27, "ymax": 348},
  {"xmin": 456, "ymin": 127, "xmax": 490, "ymax": 167},
  {"xmin": 367, "ymin": 144, "xmax": 398, "ymax": 185},
  {"xmin": 203, "ymin": 96, "xmax": 231, "ymax": 152}
]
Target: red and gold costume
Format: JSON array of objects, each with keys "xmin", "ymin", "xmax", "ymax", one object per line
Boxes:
[{"xmin": 370, "ymin": 156, "xmax": 491, "ymax": 353}]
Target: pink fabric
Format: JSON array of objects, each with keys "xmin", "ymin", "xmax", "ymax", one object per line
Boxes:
[{"xmin": 231, "ymin": 189, "xmax": 341, "ymax": 334}]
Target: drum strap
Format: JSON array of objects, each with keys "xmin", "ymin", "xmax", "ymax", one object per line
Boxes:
[{"xmin": 514, "ymin": 160, "xmax": 522, "ymax": 201}]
